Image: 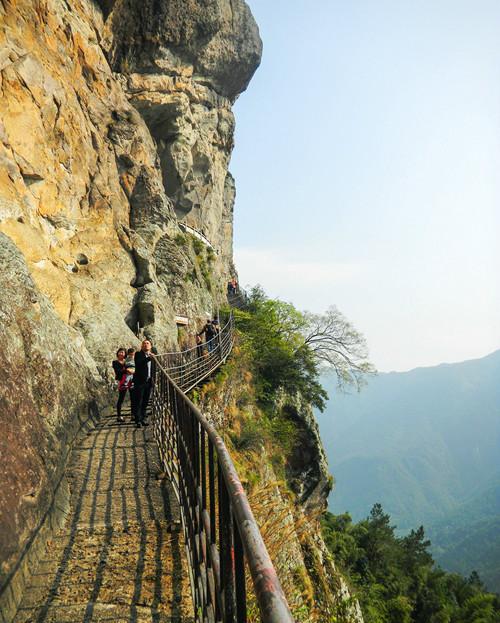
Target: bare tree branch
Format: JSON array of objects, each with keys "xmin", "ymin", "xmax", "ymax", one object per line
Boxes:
[{"xmin": 299, "ymin": 306, "xmax": 376, "ymax": 391}]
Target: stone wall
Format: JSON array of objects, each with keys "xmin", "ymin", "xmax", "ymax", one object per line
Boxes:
[{"xmin": 0, "ymin": 233, "xmax": 104, "ymax": 620}]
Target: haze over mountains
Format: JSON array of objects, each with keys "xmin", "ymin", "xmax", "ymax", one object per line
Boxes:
[{"xmin": 316, "ymin": 349, "xmax": 500, "ymax": 591}]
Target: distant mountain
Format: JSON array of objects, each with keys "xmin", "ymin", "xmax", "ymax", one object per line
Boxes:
[{"xmin": 315, "ymin": 349, "xmax": 500, "ymax": 590}]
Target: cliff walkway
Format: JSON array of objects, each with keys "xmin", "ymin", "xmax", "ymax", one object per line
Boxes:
[
  {"xmin": 12, "ymin": 409, "xmax": 193, "ymax": 623},
  {"xmin": 10, "ymin": 312, "xmax": 292, "ymax": 623}
]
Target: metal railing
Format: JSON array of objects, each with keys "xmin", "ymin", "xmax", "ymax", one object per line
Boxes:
[
  {"xmin": 151, "ymin": 357, "xmax": 294, "ymax": 623},
  {"xmin": 157, "ymin": 314, "xmax": 234, "ymax": 393},
  {"xmin": 227, "ymin": 289, "xmax": 249, "ymax": 310},
  {"xmin": 179, "ymin": 222, "xmax": 218, "ymax": 254}
]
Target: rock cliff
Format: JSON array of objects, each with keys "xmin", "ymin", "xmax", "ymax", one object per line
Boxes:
[
  {"xmin": 0, "ymin": 0, "xmax": 261, "ymax": 361},
  {"xmin": 0, "ymin": 2, "xmax": 361, "ymax": 621},
  {"xmin": 0, "ymin": 0, "xmax": 260, "ymax": 614},
  {"xmin": 275, "ymin": 390, "xmax": 333, "ymax": 513}
]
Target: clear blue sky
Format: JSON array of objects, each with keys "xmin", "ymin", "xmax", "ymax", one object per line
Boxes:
[{"xmin": 230, "ymin": 0, "xmax": 500, "ymax": 372}]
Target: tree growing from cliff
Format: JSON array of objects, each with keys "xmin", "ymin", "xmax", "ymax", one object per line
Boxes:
[
  {"xmin": 235, "ymin": 286, "xmax": 374, "ymax": 409},
  {"xmin": 236, "ymin": 289, "xmax": 327, "ymax": 409},
  {"xmin": 302, "ymin": 305, "xmax": 376, "ymax": 391}
]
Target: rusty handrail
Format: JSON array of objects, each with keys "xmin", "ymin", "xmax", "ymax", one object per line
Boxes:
[{"xmin": 151, "ymin": 352, "xmax": 294, "ymax": 622}]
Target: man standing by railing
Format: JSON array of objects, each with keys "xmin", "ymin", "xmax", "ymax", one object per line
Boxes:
[
  {"xmin": 198, "ymin": 319, "xmax": 217, "ymax": 353},
  {"xmin": 132, "ymin": 338, "xmax": 155, "ymax": 428}
]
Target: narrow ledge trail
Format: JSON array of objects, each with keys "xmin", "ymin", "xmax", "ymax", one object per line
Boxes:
[{"xmin": 13, "ymin": 406, "xmax": 194, "ymax": 623}]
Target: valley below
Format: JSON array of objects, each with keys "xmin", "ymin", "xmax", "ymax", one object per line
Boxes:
[{"xmin": 316, "ymin": 349, "xmax": 500, "ymax": 592}]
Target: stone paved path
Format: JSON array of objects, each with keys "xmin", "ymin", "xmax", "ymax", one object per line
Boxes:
[{"xmin": 13, "ymin": 409, "xmax": 194, "ymax": 623}]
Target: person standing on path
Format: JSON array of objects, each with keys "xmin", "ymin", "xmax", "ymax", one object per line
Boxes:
[
  {"xmin": 131, "ymin": 339, "xmax": 155, "ymax": 428},
  {"xmin": 117, "ymin": 348, "xmax": 136, "ymax": 423},
  {"xmin": 196, "ymin": 333, "xmax": 204, "ymax": 358},
  {"xmin": 198, "ymin": 319, "xmax": 216, "ymax": 353},
  {"xmin": 112, "ymin": 348, "xmax": 127, "ymax": 423}
]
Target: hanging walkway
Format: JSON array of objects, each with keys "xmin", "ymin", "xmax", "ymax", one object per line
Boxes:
[
  {"xmin": 8, "ymin": 311, "xmax": 293, "ymax": 623},
  {"xmin": 12, "ymin": 406, "xmax": 194, "ymax": 623}
]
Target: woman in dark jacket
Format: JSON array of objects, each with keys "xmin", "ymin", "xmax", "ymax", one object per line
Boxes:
[{"xmin": 112, "ymin": 348, "xmax": 127, "ymax": 423}]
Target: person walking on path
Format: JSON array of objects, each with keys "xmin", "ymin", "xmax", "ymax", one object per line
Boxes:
[
  {"xmin": 198, "ymin": 319, "xmax": 216, "ymax": 353},
  {"xmin": 112, "ymin": 348, "xmax": 127, "ymax": 423},
  {"xmin": 131, "ymin": 338, "xmax": 155, "ymax": 428},
  {"xmin": 212, "ymin": 318, "xmax": 220, "ymax": 352},
  {"xmin": 196, "ymin": 333, "xmax": 205, "ymax": 358}
]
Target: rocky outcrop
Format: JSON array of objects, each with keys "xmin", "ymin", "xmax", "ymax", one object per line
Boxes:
[
  {"xmin": 100, "ymin": 0, "xmax": 262, "ymax": 267},
  {"xmin": 0, "ymin": 0, "xmax": 176, "ymax": 357},
  {"xmin": 0, "ymin": 0, "xmax": 261, "ymax": 363},
  {"xmin": 277, "ymin": 391, "xmax": 333, "ymax": 513},
  {"xmin": 0, "ymin": 0, "xmax": 260, "ymax": 615}
]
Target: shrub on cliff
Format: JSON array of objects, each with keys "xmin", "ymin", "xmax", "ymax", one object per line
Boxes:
[{"xmin": 233, "ymin": 286, "xmax": 374, "ymax": 411}]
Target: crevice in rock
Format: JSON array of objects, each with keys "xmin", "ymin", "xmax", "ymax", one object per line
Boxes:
[
  {"xmin": 21, "ymin": 172, "xmax": 44, "ymax": 186},
  {"xmin": 75, "ymin": 253, "xmax": 89, "ymax": 265},
  {"xmin": 124, "ymin": 297, "xmax": 140, "ymax": 334},
  {"xmin": 125, "ymin": 287, "xmax": 155, "ymax": 335}
]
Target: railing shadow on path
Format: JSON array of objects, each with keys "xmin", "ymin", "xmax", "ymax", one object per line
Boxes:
[{"xmin": 12, "ymin": 407, "xmax": 191, "ymax": 623}]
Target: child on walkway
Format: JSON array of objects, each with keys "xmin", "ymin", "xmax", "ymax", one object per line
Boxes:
[{"xmin": 119, "ymin": 348, "xmax": 135, "ymax": 391}]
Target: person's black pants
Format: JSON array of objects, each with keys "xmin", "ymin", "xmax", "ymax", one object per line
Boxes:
[
  {"xmin": 131, "ymin": 380, "xmax": 152, "ymax": 424},
  {"xmin": 116, "ymin": 389, "xmax": 128, "ymax": 418}
]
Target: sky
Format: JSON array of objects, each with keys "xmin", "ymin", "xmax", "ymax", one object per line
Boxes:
[{"xmin": 230, "ymin": 0, "xmax": 500, "ymax": 372}]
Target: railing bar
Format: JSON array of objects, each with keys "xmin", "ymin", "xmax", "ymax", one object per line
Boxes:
[
  {"xmin": 219, "ymin": 470, "xmax": 235, "ymax": 622},
  {"xmin": 218, "ymin": 461, "xmax": 225, "ymax": 617},
  {"xmin": 234, "ymin": 518, "xmax": 247, "ymax": 623},
  {"xmin": 201, "ymin": 428, "xmax": 207, "ymax": 509},
  {"xmin": 208, "ymin": 444, "xmax": 216, "ymax": 547}
]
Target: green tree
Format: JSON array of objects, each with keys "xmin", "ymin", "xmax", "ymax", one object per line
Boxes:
[
  {"xmin": 236, "ymin": 289, "xmax": 327, "ymax": 409},
  {"xmin": 237, "ymin": 286, "xmax": 374, "ymax": 408},
  {"xmin": 457, "ymin": 593, "xmax": 498, "ymax": 623},
  {"xmin": 321, "ymin": 504, "xmax": 500, "ymax": 623}
]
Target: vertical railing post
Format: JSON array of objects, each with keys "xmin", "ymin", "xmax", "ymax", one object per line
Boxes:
[
  {"xmin": 234, "ymin": 523, "xmax": 247, "ymax": 623},
  {"xmin": 219, "ymin": 467, "xmax": 236, "ymax": 622}
]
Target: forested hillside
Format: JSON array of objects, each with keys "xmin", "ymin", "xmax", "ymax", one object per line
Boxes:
[
  {"xmin": 316, "ymin": 349, "xmax": 500, "ymax": 590},
  {"xmin": 322, "ymin": 504, "xmax": 500, "ymax": 622},
  {"xmin": 428, "ymin": 479, "xmax": 500, "ymax": 591}
]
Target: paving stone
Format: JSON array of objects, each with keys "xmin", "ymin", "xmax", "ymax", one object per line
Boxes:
[
  {"xmin": 13, "ymin": 602, "xmax": 194, "ymax": 623},
  {"xmin": 12, "ymin": 414, "xmax": 192, "ymax": 623}
]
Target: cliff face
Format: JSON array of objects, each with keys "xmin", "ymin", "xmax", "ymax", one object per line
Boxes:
[
  {"xmin": 0, "ymin": 0, "xmax": 260, "ymax": 607},
  {"xmin": 276, "ymin": 390, "xmax": 333, "ymax": 513},
  {"xmin": 0, "ymin": 0, "xmax": 261, "ymax": 361},
  {"xmin": 100, "ymin": 0, "xmax": 261, "ymax": 273},
  {"xmin": 0, "ymin": 232, "xmax": 103, "ymax": 587}
]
